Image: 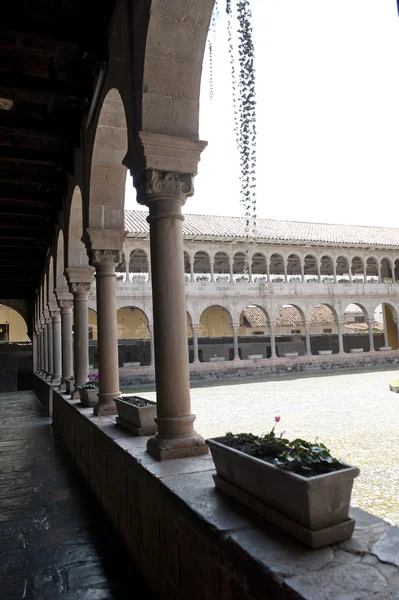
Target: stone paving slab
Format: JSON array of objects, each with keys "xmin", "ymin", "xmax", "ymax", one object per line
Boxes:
[{"xmin": 0, "ymin": 391, "xmax": 151, "ymax": 599}]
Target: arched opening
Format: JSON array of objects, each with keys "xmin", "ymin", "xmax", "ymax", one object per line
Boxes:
[
  {"xmin": 287, "ymin": 254, "xmax": 301, "ymax": 282},
  {"xmin": 309, "ymin": 304, "xmax": 337, "ymax": 354},
  {"xmin": 55, "ymin": 229, "xmax": 67, "ymax": 290},
  {"xmin": 343, "ymin": 303, "xmax": 371, "ymax": 352},
  {"xmin": 381, "ymin": 258, "xmax": 393, "ymax": 282},
  {"xmin": 67, "ymin": 186, "xmax": 89, "ymax": 269},
  {"xmin": 239, "ymin": 304, "xmax": 269, "ymax": 359},
  {"xmin": 366, "ymin": 257, "xmax": 379, "ymax": 283},
  {"xmin": 336, "ymin": 256, "xmax": 350, "ymax": 283},
  {"xmin": 351, "ymin": 256, "xmax": 364, "ymax": 283},
  {"xmin": 89, "ymin": 89, "xmax": 128, "ymax": 233},
  {"xmin": 129, "ymin": 249, "xmax": 149, "ymax": 282},
  {"xmin": 193, "ymin": 251, "xmax": 211, "ymax": 282},
  {"xmin": 88, "ymin": 309, "xmax": 98, "ymax": 341},
  {"xmin": 233, "ymin": 252, "xmax": 248, "ymax": 282},
  {"xmin": 251, "ymin": 253, "xmax": 267, "ymax": 282},
  {"xmin": 269, "ymin": 253, "xmax": 285, "ymax": 282},
  {"xmin": 375, "ymin": 303, "xmax": 398, "ymax": 350},
  {"xmin": 184, "ymin": 252, "xmax": 192, "ymax": 282},
  {"xmin": 320, "ymin": 255, "xmax": 334, "ymax": 282},
  {"xmin": 0, "ymin": 304, "xmax": 29, "ymax": 342},
  {"xmin": 199, "ymin": 305, "xmax": 234, "ymax": 362},
  {"xmin": 117, "ymin": 307, "xmax": 150, "ymax": 367},
  {"xmin": 116, "ymin": 252, "xmax": 126, "ymax": 282},
  {"xmin": 275, "ymin": 304, "xmax": 306, "ymax": 356},
  {"xmin": 304, "ymin": 255, "xmax": 318, "ymax": 282},
  {"xmin": 214, "ymin": 252, "xmax": 231, "ymax": 283}
]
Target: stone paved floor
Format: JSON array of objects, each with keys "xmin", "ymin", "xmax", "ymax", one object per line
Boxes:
[
  {"xmin": 130, "ymin": 365, "xmax": 399, "ymax": 526},
  {"xmin": 0, "ymin": 391, "xmax": 151, "ymax": 600}
]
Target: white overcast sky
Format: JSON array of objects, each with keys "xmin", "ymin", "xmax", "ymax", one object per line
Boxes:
[{"xmin": 125, "ymin": 0, "xmax": 399, "ymax": 227}]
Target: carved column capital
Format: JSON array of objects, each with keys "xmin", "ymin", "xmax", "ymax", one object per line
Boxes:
[
  {"xmin": 91, "ymin": 249, "xmax": 122, "ymax": 267},
  {"xmin": 58, "ymin": 299, "xmax": 74, "ymax": 310},
  {"xmin": 69, "ymin": 282, "xmax": 92, "ymax": 296},
  {"xmin": 137, "ymin": 170, "xmax": 194, "ymax": 207}
]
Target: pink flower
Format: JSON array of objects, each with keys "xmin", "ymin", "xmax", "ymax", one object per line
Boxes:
[{"xmin": 275, "ymin": 416, "xmax": 281, "ymax": 423}]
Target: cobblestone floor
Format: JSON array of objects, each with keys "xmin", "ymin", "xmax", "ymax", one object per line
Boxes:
[
  {"xmin": 133, "ymin": 366, "xmax": 399, "ymax": 526},
  {"xmin": 0, "ymin": 391, "xmax": 150, "ymax": 600}
]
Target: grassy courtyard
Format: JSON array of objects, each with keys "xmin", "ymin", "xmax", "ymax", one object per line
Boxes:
[{"xmin": 123, "ymin": 366, "xmax": 399, "ymax": 524}]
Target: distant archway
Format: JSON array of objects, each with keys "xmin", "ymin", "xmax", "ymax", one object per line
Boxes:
[
  {"xmin": 0, "ymin": 304, "xmax": 30, "ymax": 342},
  {"xmin": 199, "ymin": 305, "xmax": 233, "ymax": 337},
  {"xmin": 117, "ymin": 307, "xmax": 150, "ymax": 339}
]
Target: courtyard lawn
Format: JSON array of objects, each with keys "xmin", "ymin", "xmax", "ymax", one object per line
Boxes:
[{"xmin": 122, "ymin": 366, "xmax": 399, "ymax": 524}]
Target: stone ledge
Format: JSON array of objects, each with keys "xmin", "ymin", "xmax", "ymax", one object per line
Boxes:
[{"xmin": 52, "ymin": 390, "xmax": 399, "ymax": 600}]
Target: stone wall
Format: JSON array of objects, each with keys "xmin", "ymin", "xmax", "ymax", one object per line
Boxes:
[
  {"xmin": 117, "ymin": 351, "xmax": 399, "ymax": 388},
  {"xmin": 51, "ymin": 391, "xmax": 399, "ymax": 600}
]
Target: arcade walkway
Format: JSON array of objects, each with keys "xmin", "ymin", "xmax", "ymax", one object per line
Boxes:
[{"xmin": 0, "ymin": 391, "xmax": 151, "ymax": 599}]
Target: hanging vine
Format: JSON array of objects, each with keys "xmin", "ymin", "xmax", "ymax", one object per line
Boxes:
[{"xmin": 208, "ymin": 1, "xmax": 219, "ymax": 101}]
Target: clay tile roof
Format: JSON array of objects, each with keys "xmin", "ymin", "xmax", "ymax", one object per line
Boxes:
[
  {"xmin": 242, "ymin": 304, "xmax": 335, "ymax": 328},
  {"xmin": 124, "ymin": 210, "xmax": 399, "ymax": 247}
]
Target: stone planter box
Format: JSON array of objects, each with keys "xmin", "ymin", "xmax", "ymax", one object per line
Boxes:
[
  {"xmin": 389, "ymin": 383, "xmax": 399, "ymax": 393},
  {"xmin": 114, "ymin": 396, "xmax": 157, "ymax": 435},
  {"xmin": 123, "ymin": 362, "xmax": 141, "ymax": 368},
  {"xmin": 248, "ymin": 354, "xmax": 263, "ymax": 359},
  {"xmin": 379, "ymin": 346, "xmax": 392, "ymax": 352},
  {"xmin": 206, "ymin": 438, "xmax": 359, "ymax": 548},
  {"xmin": 209, "ymin": 356, "xmax": 226, "ymax": 362},
  {"xmin": 78, "ymin": 386, "xmax": 98, "ymax": 407},
  {"xmin": 318, "ymin": 350, "xmax": 333, "ymax": 355},
  {"xmin": 283, "ymin": 352, "xmax": 298, "ymax": 358},
  {"xmin": 350, "ymin": 348, "xmax": 364, "ymax": 353},
  {"xmin": 65, "ymin": 378, "xmax": 75, "ymax": 394}
]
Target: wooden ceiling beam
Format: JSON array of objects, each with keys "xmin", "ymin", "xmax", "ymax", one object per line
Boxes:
[
  {"xmin": 0, "ymin": 147, "xmax": 67, "ymax": 167},
  {"xmin": 0, "ymin": 115, "xmax": 72, "ymax": 141},
  {"xmin": 0, "ymin": 72, "xmax": 86, "ymax": 100}
]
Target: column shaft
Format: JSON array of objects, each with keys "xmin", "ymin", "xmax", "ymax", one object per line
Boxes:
[
  {"xmin": 229, "ymin": 259, "xmax": 234, "ymax": 283},
  {"xmin": 190, "ymin": 257, "xmax": 195, "ymax": 282},
  {"xmin": 139, "ymin": 170, "xmax": 207, "ymax": 460},
  {"xmin": 92, "ymin": 252, "xmax": 121, "ymax": 415},
  {"xmin": 149, "ymin": 327, "xmax": 155, "ymax": 366},
  {"xmin": 210, "ymin": 260, "xmax": 214, "ymax": 283},
  {"xmin": 269, "ymin": 323, "xmax": 277, "ymax": 358},
  {"xmin": 367, "ymin": 320, "xmax": 375, "ymax": 352},
  {"xmin": 52, "ymin": 310, "xmax": 62, "ymax": 384},
  {"xmin": 304, "ymin": 324, "xmax": 312, "ymax": 356},
  {"xmin": 232, "ymin": 324, "xmax": 240, "ymax": 360},
  {"xmin": 337, "ymin": 322, "xmax": 345, "ymax": 354},
  {"xmin": 71, "ymin": 285, "xmax": 91, "ymax": 393},
  {"xmin": 192, "ymin": 325, "xmax": 200, "ymax": 364},
  {"xmin": 60, "ymin": 303, "xmax": 74, "ymax": 382}
]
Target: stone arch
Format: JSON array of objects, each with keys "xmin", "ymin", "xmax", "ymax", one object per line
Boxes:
[
  {"xmin": 381, "ymin": 257, "xmax": 393, "ymax": 281},
  {"xmin": 186, "ymin": 311, "xmax": 193, "ymax": 338},
  {"xmin": 251, "ymin": 252, "xmax": 267, "ymax": 281},
  {"xmin": 117, "ymin": 306, "xmax": 150, "ymax": 339},
  {"xmin": 308, "ymin": 302, "xmax": 338, "ymax": 323},
  {"xmin": 287, "ymin": 253, "xmax": 301, "ymax": 278},
  {"xmin": 320, "ymin": 255, "xmax": 334, "ymax": 279},
  {"xmin": 55, "ymin": 229, "xmax": 67, "ymax": 290},
  {"xmin": 342, "ymin": 302, "xmax": 369, "ymax": 324},
  {"xmin": 351, "ymin": 256, "xmax": 364, "ymax": 280},
  {"xmin": 239, "ymin": 304, "xmax": 270, "ymax": 336},
  {"xmin": 273, "ymin": 303, "xmax": 306, "ymax": 334},
  {"xmin": 129, "ymin": 249, "xmax": 149, "ymax": 278},
  {"xmin": 67, "ymin": 186, "xmax": 89, "ymax": 268},
  {"xmin": 88, "ymin": 89, "xmax": 128, "ymax": 233},
  {"xmin": 232, "ymin": 252, "xmax": 247, "ymax": 276},
  {"xmin": 269, "ymin": 253, "xmax": 285, "ymax": 279},
  {"xmin": 184, "ymin": 251, "xmax": 192, "ymax": 281},
  {"xmin": 199, "ymin": 304, "xmax": 233, "ymax": 337},
  {"xmin": 115, "ymin": 299, "xmax": 153, "ymax": 325},
  {"xmin": 365, "ymin": 256, "xmax": 379, "ymax": 281},
  {"xmin": 214, "ymin": 251, "xmax": 231, "ymax": 282},
  {"xmin": 336, "ymin": 255, "xmax": 350, "ymax": 279},
  {"xmin": 88, "ymin": 308, "xmax": 98, "ymax": 341},
  {"xmin": 193, "ymin": 250, "xmax": 211, "ymax": 281},
  {"xmin": 304, "ymin": 254, "xmax": 318, "ymax": 280},
  {"xmin": 47, "ymin": 257, "xmax": 56, "ymax": 306},
  {"xmin": 0, "ymin": 303, "xmax": 30, "ymax": 342}
]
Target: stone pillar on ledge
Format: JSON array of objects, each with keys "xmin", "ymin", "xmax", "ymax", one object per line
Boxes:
[
  {"xmin": 55, "ymin": 290, "xmax": 74, "ymax": 387},
  {"xmin": 67, "ymin": 268, "xmax": 94, "ymax": 398},
  {"xmin": 304, "ymin": 322, "xmax": 312, "ymax": 356},
  {"xmin": 41, "ymin": 318, "xmax": 48, "ymax": 375},
  {"xmin": 89, "ymin": 245, "xmax": 122, "ymax": 416},
  {"xmin": 394, "ymin": 318, "xmax": 399, "ymax": 350},
  {"xmin": 45, "ymin": 314, "xmax": 53, "ymax": 380},
  {"xmin": 50, "ymin": 306, "xmax": 62, "ymax": 385},
  {"xmin": 232, "ymin": 323, "xmax": 240, "ymax": 361},
  {"xmin": 337, "ymin": 321, "xmax": 345, "ymax": 354},
  {"xmin": 269, "ymin": 321, "xmax": 277, "ymax": 359},
  {"xmin": 191, "ymin": 324, "xmax": 200, "ymax": 364},
  {"xmin": 136, "ymin": 169, "xmax": 208, "ymax": 460},
  {"xmin": 367, "ymin": 319, "xmax": 375, "ymax": 352},
  {"xmin": 35, "ymin": 324, "xmax": 42, "ymax": 373},
  {"xmin": 148, "ymin": 325, "xmax": 155, "ymax": 367}
]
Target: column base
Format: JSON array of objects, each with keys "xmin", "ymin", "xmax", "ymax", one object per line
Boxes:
[
  {"xmin": 146, "ymin": 431, "xmax": 209, "ymax": 461},
  {"xmin": 193, "ymin": 359, "xmax": 200, "ymax": 365},
  {"xmin": 51, "ymin": 376, "xmax": 62, "ymax": 385},
  {"xmin": 93, "ymin": 393, "xmax": 120, "ymax": 416},
  {"xmin": 305, "ymin": 352, "xmax": 312, "ymax": 357}
]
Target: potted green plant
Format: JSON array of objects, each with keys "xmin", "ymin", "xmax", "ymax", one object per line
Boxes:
[
  {"xmin": 65, "ymin": 376, "xmax": 74, "ymax": 394},
  {"xmin": 114, "ymin": 396, "xmax": 157, "ymax": 436},
  {"xmin": 206, "ymin": 417, "xmax": 360, "ymax": 548},
  {"xmin": 78, "ymin": 373, "xmax": 99, "ymax": 407}
]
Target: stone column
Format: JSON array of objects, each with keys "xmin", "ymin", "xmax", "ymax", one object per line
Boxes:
[
  {"xmin": 317, "ymin": 261, "xmax": 321, "ymax": 283},
  {"xmin": 148, "ymin": 325, "xmax": 155, "ymax": 366},
  {"xmin": 300, "ymin": 261, "xmax": 305, "ymax": 283},
  {"xmin": 232, "ymin": 323, "xmax": 240, "ymax": 361},
  {"xmin": 125, "ymin": 252, "xmax": 130, "ymax": 282},
  {"xmin": 229, "ymin": 257, "xmax": 234, "ymax": 283},
  {"xmin": 283, "ymin": 261, "xmax": 288, "ymax": 283},
  {"xmin": 269, "ymin": 321, "xmax": 277, "ymax": 358},
  {"xmin": 349, "ymin": 264, "xmax": 353, "ymax": 283},
  {"xmin": 137, "ymin": 170, "xmax": 207, "ymax": 460},
  {"xmin": 210, "ymin": 259, "xmax": 215, "ymax": 283},
  {"xmin": 67, "ymin": 270, "xmax": 94, "ymax": 396},
  {"xmin": 248, "ymin": 259, "xmax": 253, "ymax": 283},
  {"xmin": 51, "ymin": 309, "xmax": 62, "ymax": 384},
  {"xmin": 304, "ymin": 322, "xmax": 312, "ymax": 356},
  {"xmin": 46, "ymin": 316, "xmax": 53, "ymax": 380},
  {"xmin": 34, "ymin": 326, "xmax": 40, "ymax": 373},
  {"xmin": 337, "ymin": 321, "xmax": 345, "ymax": 354},
  {"xmin": 367, "ymin": 319, "xmax": 375, "ymax": 352},
  {"xmin": 394, "ymin": 319, "xmax": 399, "ymax": 349},
  {"xmin": 189, "ymin": 256, "xmax": 195, "ymax": 282},
  {"xmin": 42, "ymin": 320, "xmax": 48, "ymax": 374},
  {"xmin": 56, "ymin": 294, "xmax": 74, "ymax": 385},
  {"xmin": 333, "ymin": 262, "xmax": 337, "ymax": 283},
  {"xmin": 91, "ymin": 250, "xmax": 121, "ymax": 415},
  {"xmin": 191, "ymin": 324, "xmax": 200, "ymax": 364},
  {"xmin": 266, "ymin": 257, "xmax": 271, "ymax": 283},
  {"xmin": 147, "ymin": 256, "xmax": 152, "ymax": 283}
]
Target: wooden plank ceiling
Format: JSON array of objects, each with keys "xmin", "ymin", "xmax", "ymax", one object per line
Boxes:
[{"xmin": 0, "ymin": 0, "xmax": 115, "ymax": 299}]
